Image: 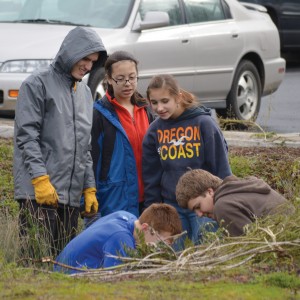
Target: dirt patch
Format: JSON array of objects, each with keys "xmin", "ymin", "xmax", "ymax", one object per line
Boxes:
[{"xmin": 229, "ymin": 146, "xmax": 300, "ymax": 159}]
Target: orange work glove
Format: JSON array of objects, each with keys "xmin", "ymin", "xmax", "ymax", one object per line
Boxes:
[
  {"xmin": 31, "ymin": 175, "xmax": 59, "ymax": 207},
  {"xmin": 83, "ymin": 187, "xmax": 98, "ymax": 216}
]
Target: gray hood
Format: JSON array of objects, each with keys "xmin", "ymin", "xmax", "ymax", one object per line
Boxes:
[{"xmin": 52, "ymin": 26, "xmax": 107, "ymax": 76}]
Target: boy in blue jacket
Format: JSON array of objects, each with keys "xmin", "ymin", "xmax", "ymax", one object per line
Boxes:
[{"xmin": 54, "ymin": 203, "xmax": 182, "ymax": 274}]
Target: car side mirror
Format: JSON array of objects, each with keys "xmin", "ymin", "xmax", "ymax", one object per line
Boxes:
[{"xmin": 133, "ymin": 11, "xmax": 170, "ymax": 31}]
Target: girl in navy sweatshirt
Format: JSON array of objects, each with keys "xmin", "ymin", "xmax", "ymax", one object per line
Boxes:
[{"xmin": 142, "ymin": 74, "xmax": 232, "ymax": 245}]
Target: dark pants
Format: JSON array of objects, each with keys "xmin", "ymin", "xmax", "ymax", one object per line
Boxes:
[
  {"xmin": 18, "ymin": 199, "xmax": 79, "ymax": 258},
  {"xmin": 139, "ymin": 201, "xmax": 145, "ymax": 216}
]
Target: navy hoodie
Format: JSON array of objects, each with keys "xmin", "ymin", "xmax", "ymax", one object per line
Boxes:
[{"xmin": 142, "ymin": 106, "xmax": 232, "ymax": 207}]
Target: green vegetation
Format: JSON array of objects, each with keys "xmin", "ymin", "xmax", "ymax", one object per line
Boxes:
[
  {"xmin": 0, "ymin": 138, "xmax": 299, "ymax": 299},
  {"xmin": 0, "ymin": 138, "xmax": 17, "ymax": 215},
  {"xmin": 229, "ymin": 146, "xmax": 300, "ymax": 200},
  {"xmin": 1, "ymin": 269, "xmax": 299, "ymax": 300}
]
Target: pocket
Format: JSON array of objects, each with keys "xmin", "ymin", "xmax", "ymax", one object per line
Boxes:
[
  {"xmin": 97, "ymin": 180, "xmax": 127, "ymax": 214},
  {"xmin": 97, "ymin": 180, "xmax": 125, "ymax": 198}
]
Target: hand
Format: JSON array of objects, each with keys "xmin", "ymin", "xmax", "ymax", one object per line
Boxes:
[
  {"xmin": 83, "ymin": 187, "xmax": 98, "ymax": 216},
  {"xmin": 31, "ymin": 175, "xmax": 58, "ymax": 207}
]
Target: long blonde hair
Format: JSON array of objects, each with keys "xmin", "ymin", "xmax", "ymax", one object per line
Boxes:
[{"xmin": 146, "ymin": 74, "xmax": 198, "ymax": 109}]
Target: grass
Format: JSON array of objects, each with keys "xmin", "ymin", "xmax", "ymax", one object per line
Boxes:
[
  {"xmin": 1, "ymin": 269, "xmax": 300, "ymax": 299},
  {"xmin": 0, "ymin": 137, "xmax": 300, "ymax": 299},
  {"xmin": 0, "ymin": 138, "xmax": 17, "ymax": 215},
  {"xmin": 228, "ymin": 146, "xmax": 300, "ymax": 200},
  {"xmin": 1, "ymin": 267, "xmax": 299, "ymax": 299}
]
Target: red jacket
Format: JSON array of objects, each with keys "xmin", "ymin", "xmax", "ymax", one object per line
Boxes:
[{"xmin": 108, "ymin": 94, "xmax": 150, "ymax": 202}]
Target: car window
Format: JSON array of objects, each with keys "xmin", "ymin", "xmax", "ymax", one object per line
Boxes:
[
  {"xmin": 0, "ymin": 0, "xmax": 24, "ymax": 19},
  {"xmin": 0, "ymin": 0, "xmax": 134, "ymax": 28},
  {"xmin": 138, "ymin": 0, "xmax": 183, "ymax": 26},
  {"xmin": 184, "ymin": 0, "xmax": 226, "ymax": 23}
]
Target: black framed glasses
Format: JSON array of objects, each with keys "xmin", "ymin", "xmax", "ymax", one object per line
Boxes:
[{"xmin": 111, "ymin": 76, "xmax": 138, "ymax": 85}]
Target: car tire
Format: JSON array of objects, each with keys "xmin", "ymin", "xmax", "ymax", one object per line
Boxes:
[
  {"xmin": 87, "ymin": 67, "xmax": 106, "ymax": 100},
  {"xmin": 217, "ymin": 59, "xmax": 261, "ymax": 122}
]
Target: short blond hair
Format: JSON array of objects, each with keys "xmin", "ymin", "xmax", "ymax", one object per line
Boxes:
[{"xmin": 176, "ymin": 169, "xmax": 222, "ymax": 208}]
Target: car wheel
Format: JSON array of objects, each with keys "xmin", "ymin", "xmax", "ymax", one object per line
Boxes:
[
  {"xmin": 218, "ymin": 60, "xmax": 261, "ymax": 122},
  {"xmin": 87, "ymin": 67, "xmax": 106, "ymax": 100}
]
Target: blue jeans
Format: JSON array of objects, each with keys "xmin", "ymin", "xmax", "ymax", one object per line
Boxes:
[{"xmin": 164, "ymin": 200, "xmax": 218, "ymax": 250}]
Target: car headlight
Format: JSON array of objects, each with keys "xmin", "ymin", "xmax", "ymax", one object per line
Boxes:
[{"xmin": 0, "ymin": 60, "xmax": 52, "ymax": 73}]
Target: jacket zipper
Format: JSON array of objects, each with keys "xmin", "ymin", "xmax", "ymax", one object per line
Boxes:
[{"xmin": 68, "ymin": 84, "xmax": 77, "ymax": 205}]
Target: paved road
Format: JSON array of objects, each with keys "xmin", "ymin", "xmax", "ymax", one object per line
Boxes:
[{"xmin": 256, "ymin": 59, "xmax": 300, "ymax": 133}]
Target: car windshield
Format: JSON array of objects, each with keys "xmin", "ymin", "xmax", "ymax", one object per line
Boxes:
[{"xmin": 0, "ymin": 0, "xmax": 134, "ymax": 28}]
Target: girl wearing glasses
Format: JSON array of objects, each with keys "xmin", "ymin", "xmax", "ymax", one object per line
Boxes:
[
  {"xmin": 84, "ymin": 51, "xmax": 154, "ymax": 227},
  {"xmin": 142, "ymin": 74, "xmax": 231, "ymax": 245}
]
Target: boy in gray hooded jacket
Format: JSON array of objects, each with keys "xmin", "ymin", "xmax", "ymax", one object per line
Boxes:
[{"xmin": 14, "ymin": 26, "xmax": 107, "ymax": 255}]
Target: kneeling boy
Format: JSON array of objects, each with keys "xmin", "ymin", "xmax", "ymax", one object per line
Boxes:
[
  {"xmin": 54, "ymin": 203, "xmax": 182, "ymax": 273},
  {"xmin": 176, "ymin": 169, "xmax": 291, "ymax": 237}
]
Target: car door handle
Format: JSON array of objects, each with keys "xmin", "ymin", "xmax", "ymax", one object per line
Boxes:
[
  {"xmin": 181, "ymin": 39, "xmax": 189, "ymax": 43},
  {"xmin": 232, "ymin": 33, "xmax": 239, "ymax": 38}
]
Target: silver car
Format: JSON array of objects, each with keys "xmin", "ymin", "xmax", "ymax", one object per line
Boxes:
[
  {"xmin": 239, "ymin": 0, "xmax": 300, "ymax": 52},
  {"xmin": 0, "ymin": 0, "xmax": 285, "ymax": 121}
]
